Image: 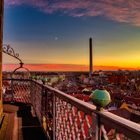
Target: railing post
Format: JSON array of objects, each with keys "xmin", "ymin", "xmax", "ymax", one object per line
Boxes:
[
  {"xmin": 90, "ymin": 89, "xmax": 111, "ymax": 140},
  {"xmin": 45, "ymin": 89, "xmax": 53, "ymax": 140},
  {"xmin": 41, "ymin": 83, "xmax": 46, "ymax": 127},
  {"xmin": 53, "ymin": 92, "xmax": 56, "ymax": 140},
  {"xmin": 11, "ymin": 79, "xmax": 14, "ymax": 103},
  {"xmin": 91, "ymin": 112, "xmax": 98, "ymax": 140},
  {"xmin": 95, "ymin": 111, "xmax": 101, "ymax": 140},
  {"xmin": 30, "ymin": 79, "xmax": 33, "ymax": 104}
]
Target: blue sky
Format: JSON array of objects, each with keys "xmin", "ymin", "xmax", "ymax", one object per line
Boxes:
[{"xmin": 3, "ymin": 0, "xmax": 140, "ymax": 68}]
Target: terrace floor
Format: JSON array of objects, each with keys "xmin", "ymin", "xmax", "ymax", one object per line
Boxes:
[{"xmin": 0, "ymin": 103, "xmax": 47, "ymax": 140}]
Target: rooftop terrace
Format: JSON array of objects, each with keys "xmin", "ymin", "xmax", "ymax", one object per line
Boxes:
[{"xmin": 1, "ymin": 76, "xmax": 140, "ymax": 140}]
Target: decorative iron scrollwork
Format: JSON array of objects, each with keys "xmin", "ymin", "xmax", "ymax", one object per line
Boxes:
[
  {"xmin": 3, "ymin": 44, "xmax": 30, "ymax": 78},
  {"xmin": 2, "ymin": 44, "xmax": 22, "ymax": 63}
]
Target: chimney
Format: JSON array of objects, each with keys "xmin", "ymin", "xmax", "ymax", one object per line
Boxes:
[{"xmin": 89, "ymin": 38, "xmax": 93, "ymax": 78}]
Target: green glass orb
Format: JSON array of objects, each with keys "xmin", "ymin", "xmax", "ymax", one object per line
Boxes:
[{"xmin": 90, "ymin": 89, "xmax": 111, "ymax": 108}]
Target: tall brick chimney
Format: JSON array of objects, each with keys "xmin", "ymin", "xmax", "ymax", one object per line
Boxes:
[{"xmin": 89, "ymin": 37, "xmax": 93, "ymax": 78}]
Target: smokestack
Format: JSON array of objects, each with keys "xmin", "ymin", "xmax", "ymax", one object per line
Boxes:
[{"xmin": 89, "ymin": 37, "xmax": 93, "ymax": 78}]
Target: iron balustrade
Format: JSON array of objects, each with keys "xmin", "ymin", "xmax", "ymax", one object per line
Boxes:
[
  {"xmin": 2, "ymin": 78, "xmax": 31, "ymax": 104},
  {"xmin": 2, "ymin": 79, "xmax": 140, "ymax": 140}
]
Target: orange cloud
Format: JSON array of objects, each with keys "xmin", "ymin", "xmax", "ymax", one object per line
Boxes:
[{"xmin": 5, "ymin": 0, "xmax": 140, "ymax": 27}]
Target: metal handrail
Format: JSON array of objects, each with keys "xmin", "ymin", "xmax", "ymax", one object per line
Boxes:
[
  {"xmin": 99, "ymin": 110, "xmax": 140, "ymax": 139},
  {"xmin": 32, "ymin": 79, "xmax": 140, "ymax": 140},
  {"xmin": 2, "ymin": 78, "xmax": 140, "ymax": 139}
]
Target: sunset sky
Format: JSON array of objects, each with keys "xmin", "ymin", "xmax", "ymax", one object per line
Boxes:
[{"xmin": 3, "ymin": 0, "xmax": 140, "ymax": 70}]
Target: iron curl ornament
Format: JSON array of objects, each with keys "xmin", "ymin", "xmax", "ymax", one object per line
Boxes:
[
  {"xmin": 2, "ymin": 44, "xmax": 30, "ymax": 77},
  {"xmin": 2, "ymin": 44, "xmax": 22, "ymax": 63}
]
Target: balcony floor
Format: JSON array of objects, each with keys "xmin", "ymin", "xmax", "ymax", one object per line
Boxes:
[{"xmin": 0, "ymin": 103, "xmax": 47, "ymax": 140}]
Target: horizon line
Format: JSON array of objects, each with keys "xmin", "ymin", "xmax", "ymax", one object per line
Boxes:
[{"xmin": 2, "ymin": 63, "xmax": 140, "ymax": 71}]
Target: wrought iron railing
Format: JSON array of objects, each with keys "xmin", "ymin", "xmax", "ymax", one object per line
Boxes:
[
  {"xmin": 2, "ymin": 79, "xmax": 140, "ymax": 140},
  {"xmin": 2, "ymin": 78, "xmax": 31, "ymax": 104}
]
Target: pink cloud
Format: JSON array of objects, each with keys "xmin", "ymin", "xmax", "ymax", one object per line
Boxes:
[
  {"xmin": 5, "ymin": 0, "xmax": 48, "ymax": 7},
  {"xmin": 5, "ymin": 0, "xmax": 140, "ymax": 27}
]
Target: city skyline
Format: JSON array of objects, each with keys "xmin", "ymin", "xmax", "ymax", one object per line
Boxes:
[{"xmin": 3, "ymin": 0, "xmax": 140, "ymax": 70}]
